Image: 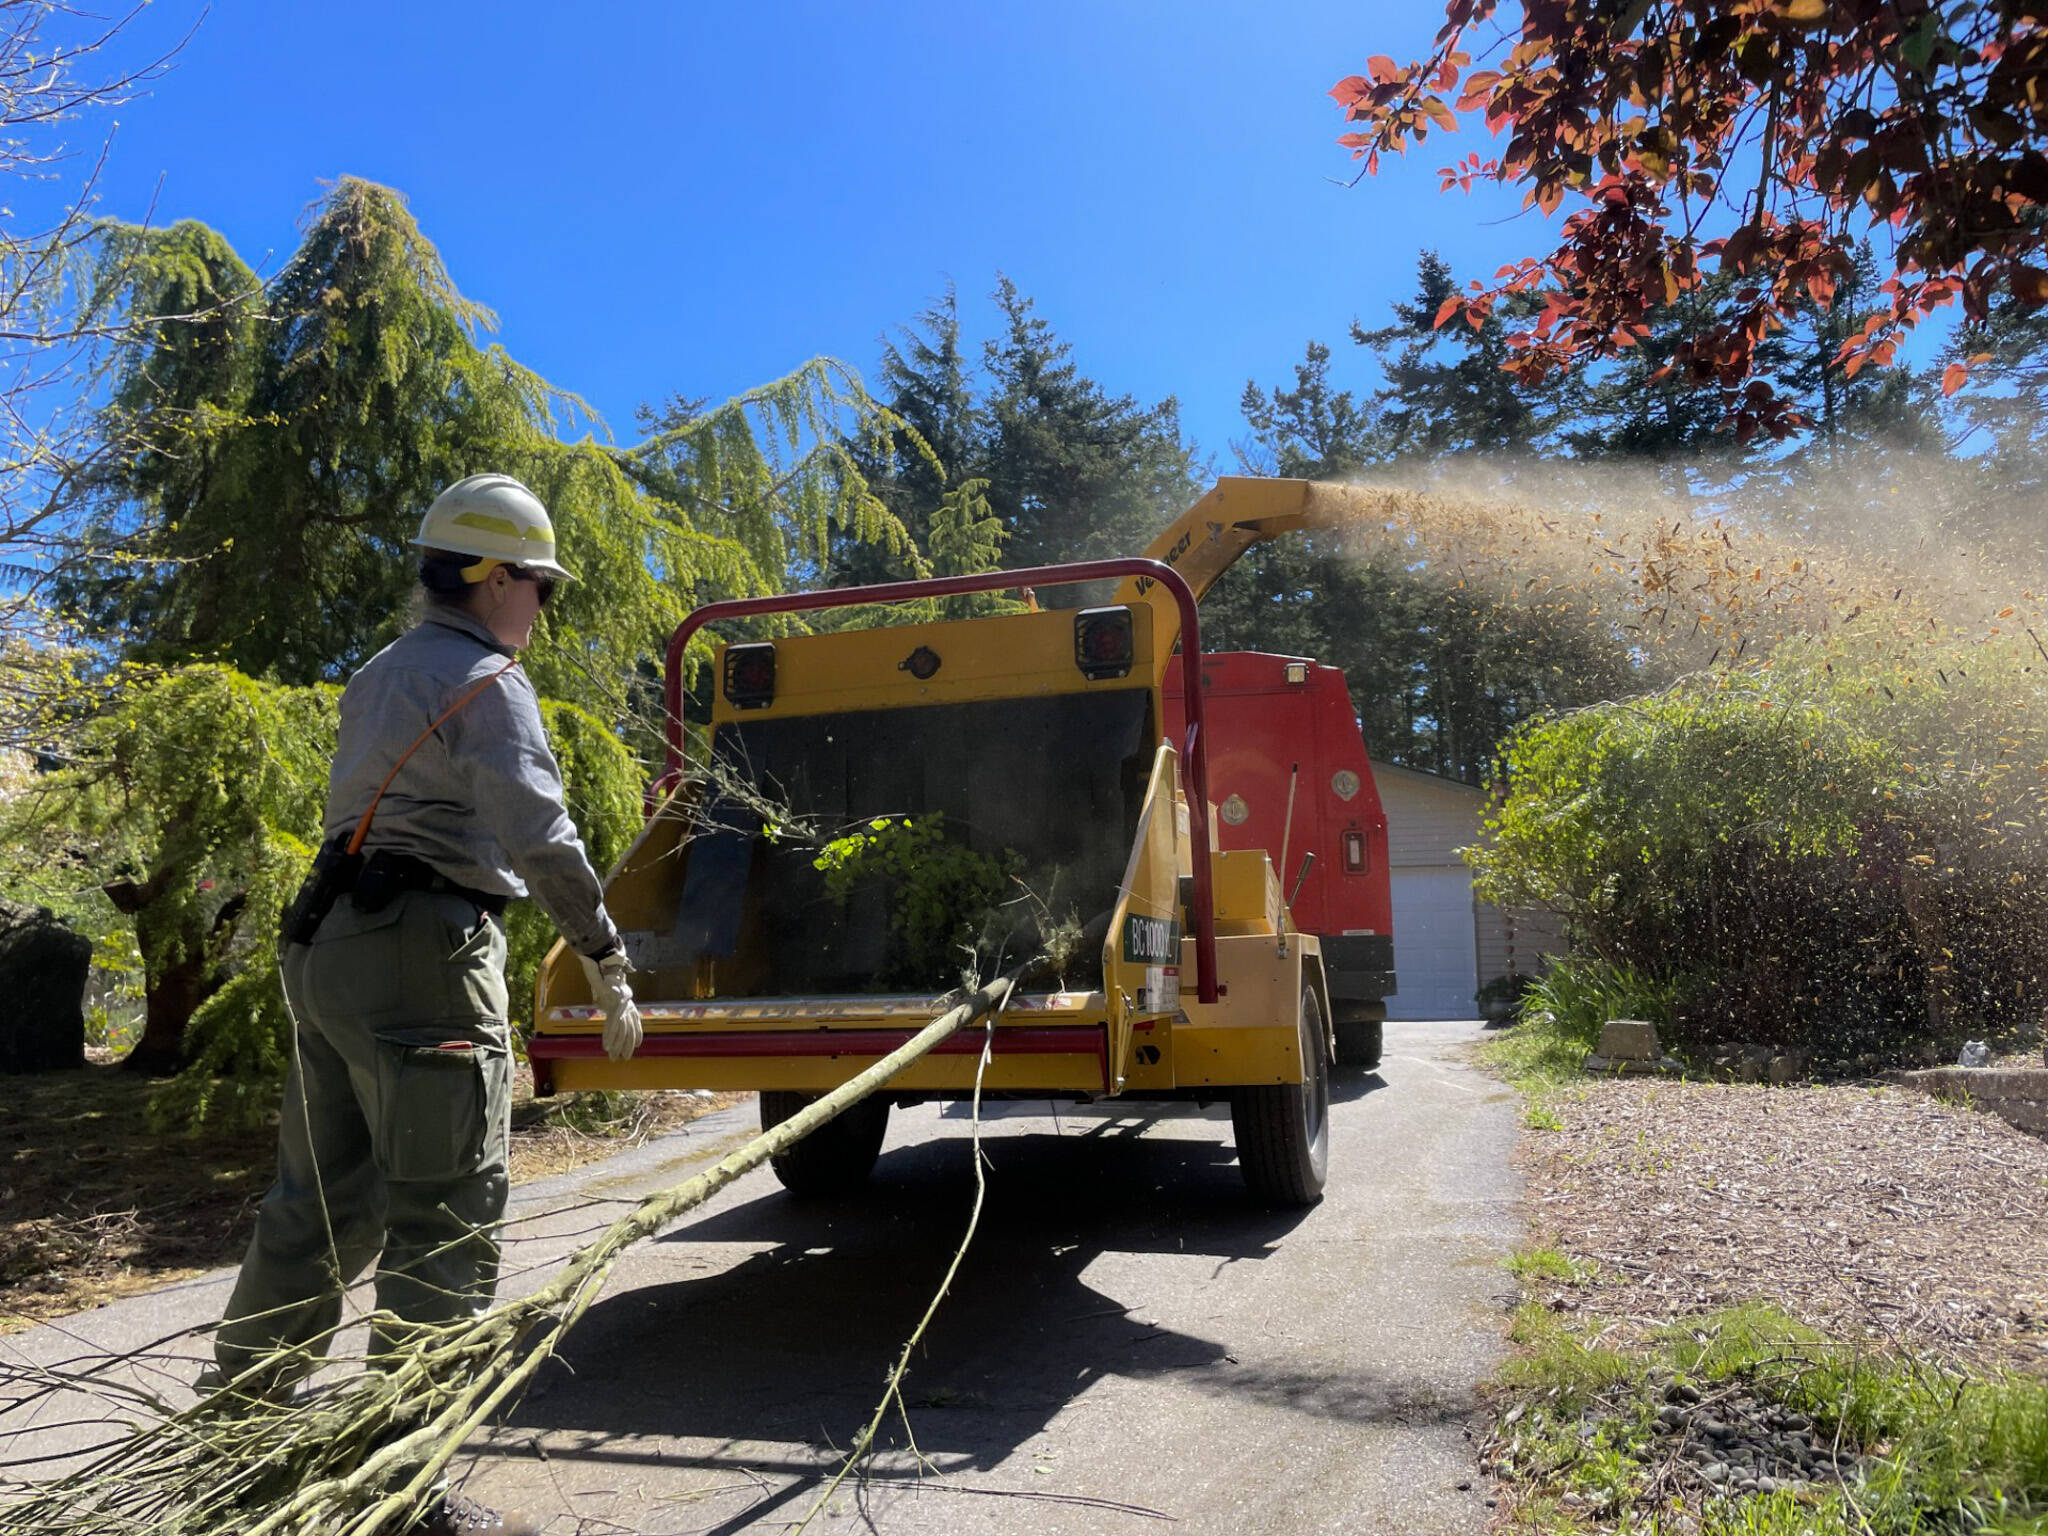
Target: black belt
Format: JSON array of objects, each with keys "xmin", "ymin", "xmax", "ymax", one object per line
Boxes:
[{"xmin": 350, "ymin": 850, "xmax": 510, "ymax": 916}]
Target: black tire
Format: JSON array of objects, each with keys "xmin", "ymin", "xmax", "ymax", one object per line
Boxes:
[
  {"xmin": 1333, "ymin": 1004, "xmax": 1385, "ymax": 1071},
  {"xmin": 759, "ymin": 1090, "xmax": 890, "ymax": 1197},
  {"xmin": 1230, "ymin": 985, "xmax": 1331, "ymax": 1206}
]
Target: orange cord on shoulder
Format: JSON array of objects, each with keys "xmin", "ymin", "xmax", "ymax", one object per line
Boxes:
[{"xmin": 344, "ymin": 655, "xmax": 522, "ymax": 857}]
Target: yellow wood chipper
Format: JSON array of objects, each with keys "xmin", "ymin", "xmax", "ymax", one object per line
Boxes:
[{"xmin": 530, "ymin": 477, "xmax": 1398, "ymax": 1206}]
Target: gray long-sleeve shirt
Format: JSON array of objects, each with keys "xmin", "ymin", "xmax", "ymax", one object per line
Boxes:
[{"xmin": 323, "ymin": 603, "xmax": 622, "ymax": 959}]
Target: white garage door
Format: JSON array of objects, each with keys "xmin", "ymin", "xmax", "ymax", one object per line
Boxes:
[{"xmin": 1387, "ymin": 866, "xmax": 1478, "ymax": 1019}]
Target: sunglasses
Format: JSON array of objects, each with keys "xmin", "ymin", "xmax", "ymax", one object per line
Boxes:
[{"xmin": 507, "ymin": 566, "xmax": 557, "ymax": 606}]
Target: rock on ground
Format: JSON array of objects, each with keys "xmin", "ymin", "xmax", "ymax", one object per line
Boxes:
[{"xmin": 0, "ymin": 900, "xmax": 88, "ymax": 1074}]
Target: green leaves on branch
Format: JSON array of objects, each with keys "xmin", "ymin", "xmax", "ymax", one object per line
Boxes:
[
  {"xmin": 632, "ymin": 359, "xmax": 931, "ymax": 598},
  {"xmin": 1, "ymin": 665, "xmax": 647, "ymax": 1130},
  {"xmin": 813, "ymin": 814, "xmax": 1023, "ymax": 988}
]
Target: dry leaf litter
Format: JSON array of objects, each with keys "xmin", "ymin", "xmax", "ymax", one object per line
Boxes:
[{"xmin": 1521, "ymin": 1078, "xmax": 2048, "ymax": 1370}]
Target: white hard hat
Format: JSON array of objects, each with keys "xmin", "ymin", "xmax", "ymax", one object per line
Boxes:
[{"xmin": 411, "ymin": 473, "xmax": 574, "ymax": 581}]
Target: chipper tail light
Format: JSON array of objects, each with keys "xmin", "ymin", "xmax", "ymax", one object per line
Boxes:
[
  {"xmin": 1342, "ymin": 829, "xmax": 1368, "ymax": 873},
  {"xmin": 1074, "ymin": 606, "xmax": 1135, "ymax": 680},
  {"xmin": 723, "ymin": 643, "xmax": 777, "ymax": 709}
]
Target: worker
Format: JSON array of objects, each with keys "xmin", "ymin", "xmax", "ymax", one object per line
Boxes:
[{"xmin": 208, "ymin": 473, "xmax": 643, "ymax": 1536}]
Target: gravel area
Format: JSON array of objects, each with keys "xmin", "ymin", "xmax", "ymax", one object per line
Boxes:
[{"xmin": 1521, "ymin": 1078, "xmax": 2048, "ymax": 1370}]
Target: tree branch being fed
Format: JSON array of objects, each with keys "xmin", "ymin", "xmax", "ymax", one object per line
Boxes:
[{"xmin": 0, "ymin": 967, "xmax": 1036, "ymax": 1536}]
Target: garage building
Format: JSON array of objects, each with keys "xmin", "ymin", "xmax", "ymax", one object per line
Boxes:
[{"xmin": 1369, "ymin": 760, "xmax": 1563, "ymax": 1019}]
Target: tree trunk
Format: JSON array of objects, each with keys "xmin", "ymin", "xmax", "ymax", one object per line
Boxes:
[
  {"xmin": 121, "ymin": 946, "xmax": 207, "ymax": 1076},
  {"xmin": 105, "ymin": 872, "xmax": 246, "ymax": 1076}
]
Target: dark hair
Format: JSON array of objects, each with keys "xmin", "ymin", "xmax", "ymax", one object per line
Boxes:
[{"xmin": 418, "ymin": 548, "xmax": 484, "ymax": 598}]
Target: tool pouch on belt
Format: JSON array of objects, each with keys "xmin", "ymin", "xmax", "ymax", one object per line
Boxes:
[
  {"xmin": 349, "ymin": 849, "xmax": 410, "ymax": 915},
  {"xmin": 280, "ymin": 834, "xmax": 362, "ymax": 947}
]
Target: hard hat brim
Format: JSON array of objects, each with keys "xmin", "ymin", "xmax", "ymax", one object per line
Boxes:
[{"xmin": 520, "ymin": 555, "xmax": 575, "ymax": 582}]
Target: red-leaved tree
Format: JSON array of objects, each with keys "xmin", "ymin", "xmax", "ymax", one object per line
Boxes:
[{"xmin": 1332, "ymin": 2, "xmax": 2048, "ymax": 439}]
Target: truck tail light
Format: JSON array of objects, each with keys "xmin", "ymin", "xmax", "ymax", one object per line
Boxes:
[
  {"xmin": 1342, "ymin": 829, "xmax": 1367, "ymax": 873},
  {"xmin": 1074, "ymin": 606, "xmax": 1135, "ymax": 680},
  {"xmin": 723, "ymin": 643, "xmax": 777, "ymax": 709}
]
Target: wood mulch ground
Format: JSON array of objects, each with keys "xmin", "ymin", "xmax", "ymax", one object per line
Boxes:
[
  {"xmin": 1519, "ymin": 1076, "xmax": 2048, "ymax": 1372},
  {"xmin": 0, "ymin": 1064, "xmax": 743, "ymax": 1332}
]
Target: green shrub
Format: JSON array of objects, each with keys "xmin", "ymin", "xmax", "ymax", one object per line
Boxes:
[
  {"xmin": 1483, "ymin": 955, "xmax": 1685, "ymax": 1096},
  {"xmin": 1470, "ymin": 655, "xmax": 2048, "ymax": 1070},
  {"xmin": 1520, "ymin": 955, "xmax": 1683, "ymax": 1048},
  {"xmin": 1, "ymin": 666, "xmax": 336, "ymax": 1124}
]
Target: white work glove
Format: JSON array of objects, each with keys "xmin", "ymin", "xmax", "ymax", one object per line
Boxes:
[{"xmin": 580, "ymin": 950, "xmax": 644, "ymax": 1062}]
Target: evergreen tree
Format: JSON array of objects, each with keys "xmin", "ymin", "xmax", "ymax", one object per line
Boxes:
[
  {"xmin": 1764, "ymin": 245, "xmax": 1953, "ymax": 549},
  {"xmin": 1782, "ymin": 247, "xmax": 1942, "ymax": 458},
  {"xmin": 65, "ymin": 185, "xmax": 549, "ymax": 681},
  {"xmin": 980, "ymin": 276, "xmax": 1204, "ymax": 591},
  {"xmin": 1235, "ymin": 340, "xmax": 1385, "ymax": 477},
  {"xmin": 1203, "ymin": 531, "xmax": 1639, "ymax": 783},
  {"xmin": 63, "ymin": 180, "xmax": 921, "ymax": 722},
  {"xmin": 828, "ymin": 284, "xmax": 975, "ymax": 589},
  {"xmin": 1556, "ymin": 271, "xmax": 1791, "ymax": 480},
  {"xmin": 1214, "ymin": 254, "xmax": 1641, "ymax": 783},
  {"xmin": 876, "ymin": 282, "xmax": 977, "ymax": 520},
  {"xmin": 831, "ymin": 278, "xmax": 1204, "ymax": 609},
  {"xmin": 1942, "ymin": 254, "xmax": 2048, "ymax": 567},
  {"xmin": 1353, "ymin": 251, "xmax": 1554, "ymax": 460},
  {"xmin": 925, "ymin": 477, "xmax": 1009, "ymax": 618}
]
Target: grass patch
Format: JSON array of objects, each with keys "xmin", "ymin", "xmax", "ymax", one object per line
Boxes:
[
  {"xmin": 1480, "ymin": 1005, "xmax": 1591, "ymax": 1134},
  {"xmin": 1485, "ymin": 1296, "xmax": 2048, "ymax": 1534},
  {"xmin": 1523, "ymin": 1099, "xmax": 1565, "ymax": 1131},
  {"xmin": 1505, "ymin": 1245, "xmax": 1596, "ymax": 1286},
  {"xmin": 1501, "ymin": 1300, "xmax": 1644, "ymax": 1408},
  {"xmin": 1667, "ymin": 1306, "xmax": 2048, "ymax": 1533},
  {"xmin": 1480, "ymin": 1004, "xmax": 1595, "ymax": 1092}
]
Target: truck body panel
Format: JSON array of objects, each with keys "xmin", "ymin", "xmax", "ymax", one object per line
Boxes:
[{"xmin": 1164, "ymin": 652, "xmax": 1396, "ymax": 1010}]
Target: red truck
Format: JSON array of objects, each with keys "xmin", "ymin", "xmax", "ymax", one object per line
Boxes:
[{"xmin": 1163, "ymin": 652, "xmax": 1395, "ymax": 1068}]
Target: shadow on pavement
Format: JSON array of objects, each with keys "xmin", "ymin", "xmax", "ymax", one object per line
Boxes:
[
  {"xmin": 497, "ymin": 1107, "xmax": 1437, "ymax": 1530},
  {"xmin": 1330, "ymin": 1066, "xmax": 1387, "ymax": 1103}
]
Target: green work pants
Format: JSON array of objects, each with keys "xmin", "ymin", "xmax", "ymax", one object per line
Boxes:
[{"xmin": 213, "ymin": 889, "xmax": 513, "ymax": 1388}]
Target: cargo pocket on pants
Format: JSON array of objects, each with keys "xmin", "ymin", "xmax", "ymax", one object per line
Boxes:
[
  {"xmin": 407, "ymin": 894, "xmax": 509, "ymax": 1026},
  {"xmin": 372, "ymin": 1039, "xmax": 491, "ymax": 1182}
]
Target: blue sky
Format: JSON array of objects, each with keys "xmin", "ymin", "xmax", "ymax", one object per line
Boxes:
[{"xmin": 80, "ymin": 2, "xmax": 1544, "ymax": 462}]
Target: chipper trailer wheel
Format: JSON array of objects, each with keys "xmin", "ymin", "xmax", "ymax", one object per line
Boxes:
[
  {"xmin": 1230, "ymin": 984, "xmax": 1331, "ymax": 1207},
  {"xmin": 759, "ymin": 1090, "xmax": 891, "ymax": 1197}
]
